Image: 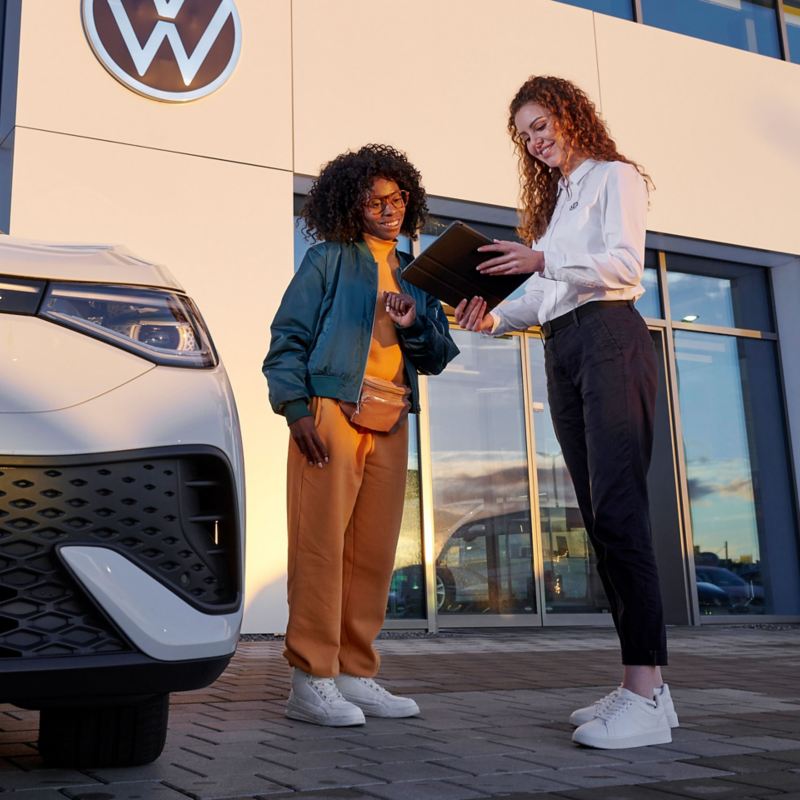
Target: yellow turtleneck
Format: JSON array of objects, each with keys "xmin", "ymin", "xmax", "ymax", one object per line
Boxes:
[{"xmin": 363, "ymin": 233, "xmax": 406, "ymax": 385}]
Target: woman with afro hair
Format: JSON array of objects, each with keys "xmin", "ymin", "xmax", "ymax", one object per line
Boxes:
[
  {"xmin": 263, "ymin": 144, "xmax": 458, "ymax": 727},
  {"xmin": 456, "ymin": 76, "xmax": 679, "ymax": 750}
]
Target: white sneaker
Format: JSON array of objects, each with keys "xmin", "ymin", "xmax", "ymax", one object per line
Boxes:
[
  {"xmin": 570, "ymin": 683, "xmax": 679, "ymax": 728},
  {"xmin": 572, "ymin": 687, "xmax": 672, "ymax": 749},
  {"xmin": 285, "ymin": 669, "xmax": 365, "ymax": 726},
  {"xmin": 335, "ymin": 674, "xmax": 420, "ymax": 718}
]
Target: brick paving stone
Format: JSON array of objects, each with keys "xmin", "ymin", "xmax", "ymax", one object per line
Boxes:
[
  {"xmin": 0, "ymin": 768, "xmax": 98, "ymax": 792},
  {"xmin": 646, "ymin": 777, "xmax": 783, "ymax": 798},
  {"xmin": 727, "ymin": 736, "xmax": 800, "ymax": 750},
  {"xmin": 258, "ymin": 748, "xmax": 382, "ymax": 770},
  {"xmin": 346, "ymin": 761, "xmax": 470, "ymax": 783},
  {"xmin": 553, "ymin": 785, "xmax": 733, "ymax": 800},
  {"xmin": 430, "ymin": 754, "xmax": 554, "ymax": 776},
  {"xmin": 63, "ymin": 781, "xmax": 190, "ymax": 798},
  {"xmin": 612, "ymin": 761, "xmax": 736, "ymax": 782},
  {"xmin": 689, "ymin": 754, "xmax": 800, "ymax": 774},
  {"xmin": 448, "ymin": 769, "xmax": 576, "ymax": 794},
  {"xmin": 360, "ymin": 779, "xmax": 488, "ymax": 800},
  {"xmin": 269, "ymin": 791, "xmax": 383, "ymax": 800},
  {"xmin": 716, "ymin": 769, "xmax": 800, "ymax": 792},
  {"xmin": 245, "ymin": 763, "xmax": 387, "ymax": 793}
]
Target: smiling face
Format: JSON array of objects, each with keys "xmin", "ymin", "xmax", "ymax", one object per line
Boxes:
[
  {"xmin": 361, "ymin": 177, "xmax": 406, "ymax": 241},
  {"xmin": 514, "ymin": 102, "xmax": 584, "ymax": 176}
]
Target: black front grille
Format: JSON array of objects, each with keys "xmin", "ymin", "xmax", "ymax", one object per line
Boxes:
[{"xmin": 0, "ymin": 448, "xmax": 240, "ymax": 659}]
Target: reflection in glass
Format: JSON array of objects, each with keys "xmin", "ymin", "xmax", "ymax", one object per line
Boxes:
[
  {"xmin": 555, "ymin": 0, "xmax": 635, "ymax": 19},
  {"xmin": 427, "ymin": 330, "xmax": 536, "ymax": 615},
  {"xmin": 386, "ymin": 415, "xmax": 425, "ymax": 619},
  {"xmin": 636, "ymin": 267, "xmax": 662, "ymax": 319},
  {"xmin": 641, "ymin": 0, "xmax": 782, "ymax": 58},
  {"xmin": 528, "ymin": 337, "xmax": 609, "ymax": 614},
  {"xmin": 785, "ymin": 1, "xmax": 800, "ymax": 62},
  {"xmin": 668, "ymin": 272, "xmax": 735, "ymax": 327},
  {"xmin": 675, "ymin": 332, "xmax": 800, "ymax": 616},
  {"xmin": 666, "ymin": 256, "xmax": 773, "ymax": 331}
]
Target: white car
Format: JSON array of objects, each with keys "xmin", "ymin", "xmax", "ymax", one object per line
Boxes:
[{"xmin": 0, "ymin": 237, "xmax": 244, "ymax": 767}]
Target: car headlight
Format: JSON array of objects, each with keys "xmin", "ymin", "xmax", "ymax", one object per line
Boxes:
[{"xmin": 39, "ymin": 283, "xmax": 217, "ymax": 368}]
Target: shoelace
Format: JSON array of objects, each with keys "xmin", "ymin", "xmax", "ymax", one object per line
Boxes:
[
  {"xmin": 596, "ymin": 694, "xmax": 635, "ymax": 723},
  {"xmin": 592, "ymin": 687, "xmax": 622, "ymax": 715},
  {"xmin": 352, "ymin": 677, "xmax": 388, "ymax": 696},
  {"xmin": 307, "ymin": 676, "xmax": 346, "ymax": 703}
]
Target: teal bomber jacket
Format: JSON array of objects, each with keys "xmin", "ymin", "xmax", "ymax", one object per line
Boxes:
[{"xmin": 262, "ymin": 240, "xmax": 460, "ymax": 424}]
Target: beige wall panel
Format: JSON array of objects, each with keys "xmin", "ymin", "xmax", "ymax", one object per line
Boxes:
[
  {"xmin": 595, "ymin": 15, "xmax": 800, "ymax": 255},
  {"xmin": 15, "ymin": 0, "xmax": 292, "ymax": 170},
  {"xmin": 293, "ymin": 0, "xmax": 602, "ymax": 206},
  {"xmin": 9, "ymin": 127, "xmax": 293, "ymax": 632}
]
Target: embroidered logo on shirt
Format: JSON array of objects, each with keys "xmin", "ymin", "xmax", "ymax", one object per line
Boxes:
[{"xmin": 569, "ymin": 201, "xmax": 579, "ymax": 211}]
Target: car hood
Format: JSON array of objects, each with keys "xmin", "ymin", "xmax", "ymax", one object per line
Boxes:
[{"xmin": 0, "ymin": 236, "xmax": 183, "ymax": 291}]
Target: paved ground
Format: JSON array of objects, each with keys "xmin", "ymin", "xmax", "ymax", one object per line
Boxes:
[{"xmin": 2, "ymin": 625, "xmax": 800, "ymax": 800}]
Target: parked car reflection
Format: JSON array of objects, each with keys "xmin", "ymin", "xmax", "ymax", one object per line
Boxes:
[{"xmin": 695, "ymin": 565, "xmax": 764, "ymax": 612}]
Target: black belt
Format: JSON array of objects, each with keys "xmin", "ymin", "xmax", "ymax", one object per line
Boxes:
[{"xmin": 541, "ymin": 300, "xmax": 633, "ymax": 340}]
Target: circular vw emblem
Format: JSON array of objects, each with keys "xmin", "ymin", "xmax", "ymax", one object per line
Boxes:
[{"xmin": 82, "ymin": 0, "xmax": 242, "ymax": 102}]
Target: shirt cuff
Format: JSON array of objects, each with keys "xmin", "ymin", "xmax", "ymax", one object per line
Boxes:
[
  {"xmin": 487, "ymin": 311, "xmax": 505, "ymax": 336},
  {"xmin": 541, "ymin": 250, "xmax": 564, "ymax": 280}
]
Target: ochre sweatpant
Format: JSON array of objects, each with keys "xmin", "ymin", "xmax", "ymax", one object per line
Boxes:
[{"xmin": 284, "ymin": 397, "xmax": 409, "ymax": 678}]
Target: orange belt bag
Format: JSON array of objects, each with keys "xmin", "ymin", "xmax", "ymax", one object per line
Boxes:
[{"xmin": 340, "ymin": 376, "xmax": 411, "ymax": 433}]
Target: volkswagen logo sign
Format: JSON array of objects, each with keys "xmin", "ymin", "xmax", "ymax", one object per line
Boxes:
[{"xmin": 82, "ymin": 0, "xmax": 242, "ymax": 102}]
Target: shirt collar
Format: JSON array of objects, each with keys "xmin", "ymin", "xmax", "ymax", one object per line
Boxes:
[{"xmin": 559, "ymin": 158, "xmax": 597, "ymax": 194}]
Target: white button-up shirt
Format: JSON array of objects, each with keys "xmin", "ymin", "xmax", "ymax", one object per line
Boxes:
[{"xmin": 491, "ymin": 159, "xmax": 648, "ymax": 333}]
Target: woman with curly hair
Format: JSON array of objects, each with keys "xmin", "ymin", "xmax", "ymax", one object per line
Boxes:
[
  {"xmin": 263, "ymin": 144, "xmax": 458, "ymax": 727},
  {"xmin": 455, "ymin": 76, "xmax": 679, "ymax": 749}
]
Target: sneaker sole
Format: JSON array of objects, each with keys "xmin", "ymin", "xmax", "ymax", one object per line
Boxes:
[
  {"xmin": 572, "ymin": 726, "xmax": 672, "ymax": 749},
  {"xmin": 354, "ymin": 701, "xmax": 420, "ymax": 718},
  {"xmin": 570, "ymin": 709, "xmax": 679, "ymax": 729},
  {"xmin": 285, "ymin": 699, "xmax": 365, "ymax": 727}
]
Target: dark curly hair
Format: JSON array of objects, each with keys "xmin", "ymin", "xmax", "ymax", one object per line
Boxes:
[
  {"xmin": 300, "ymin": 144, "xmax": 428, "ymax": 242},
  {"xmin": 508, "ymin": 75, "xmax": 653, "ymax": 244}
]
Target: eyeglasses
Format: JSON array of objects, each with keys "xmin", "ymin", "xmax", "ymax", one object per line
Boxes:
[{"xmin": 363, "ymin": 190, "xmax": 409, "ymax": 216}]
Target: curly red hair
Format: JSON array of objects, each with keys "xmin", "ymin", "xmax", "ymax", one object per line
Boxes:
[{"xmin": 508, "ymin": 75, "xmax": 653, "ymax": 244}]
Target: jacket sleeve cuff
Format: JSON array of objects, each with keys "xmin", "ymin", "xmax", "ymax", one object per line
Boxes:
[
  {"xmin": 283, "ymin": 399, "xmax": 311, "ymax": 425},
  {"xmin": 397, "ymin": 315, "xmax": 426, "ymax": 338}
]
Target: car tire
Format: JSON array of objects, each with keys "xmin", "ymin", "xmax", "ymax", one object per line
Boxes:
[
  {"xmin": 436, "ymin": 569, "xmax": 456, "ymax": 611},
  {"xmin": 38, "ymin": 693, "xmax": 169, "ymax": 767}
]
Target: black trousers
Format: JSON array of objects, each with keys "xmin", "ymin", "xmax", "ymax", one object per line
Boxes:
[{"xmin": 544, "ymin": 302, "xmax": 667, "ymax": 665}]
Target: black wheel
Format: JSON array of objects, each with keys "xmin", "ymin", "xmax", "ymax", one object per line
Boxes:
[
  {"xmin": 38, "ymin": 693, "xmax": 169, "ymax": 768},
  {"xmin": 436, "ymin": 569, "xmax": 456, "ymax": 611}
]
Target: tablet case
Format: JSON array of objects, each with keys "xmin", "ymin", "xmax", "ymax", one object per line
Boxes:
[{"xmin": 401, "ymin": 221, "xmax": 529, "ymax": 310}]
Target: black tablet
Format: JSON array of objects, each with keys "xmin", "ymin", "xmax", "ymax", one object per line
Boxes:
[{"xmin": 401, "ymin": 221, "xmax": 529, "ymax": 310}]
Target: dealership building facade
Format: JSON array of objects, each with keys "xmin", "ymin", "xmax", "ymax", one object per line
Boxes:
[{"xmin": 0, "ymin": 0, "xmax": 798, "ymax": 633}]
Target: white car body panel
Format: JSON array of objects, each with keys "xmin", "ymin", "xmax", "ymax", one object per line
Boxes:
[
  {"xmin": 0, "ymin": 315, "xmax": 155, "ymax": 413},
  {"xmin": 0, "ymin": 238, "xmax": 181, "ymax": 290},
  {"xmin": 60, "ymin": 546, "xmax": 240, "ymax": 660}
]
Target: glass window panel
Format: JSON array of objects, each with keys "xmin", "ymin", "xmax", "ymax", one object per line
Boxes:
[
  {"xmin": 554, "ymin": 0, "xmax": 635, "ymax": 19},
  {"xmin": 666, "ymin": 253, "xmax": 774, "ymax": 331},
  {"xmin": 427, "ymin": 330, "xmax": 536, "ymax": 615},
  {"xmin": 637, "ymin": 267, "xmax": 662, "ymax": 319},
  {"xmin": 674, "ymin": 332, "xmax": 800, "ymax": 615},
  {"xmin": 641, "ymin": 0, "xmax": 782, "ymax": 58},
  {"xmin": 785, "ymin": 1, "xmax": 800, "ymax": 61},
  {"xmin": 528, "ymin": 337, "xmax": 611, "ymax": 614},
  {"xmin": 387, "ymin": 415, "xmax": 426, "ymax": 619}
]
